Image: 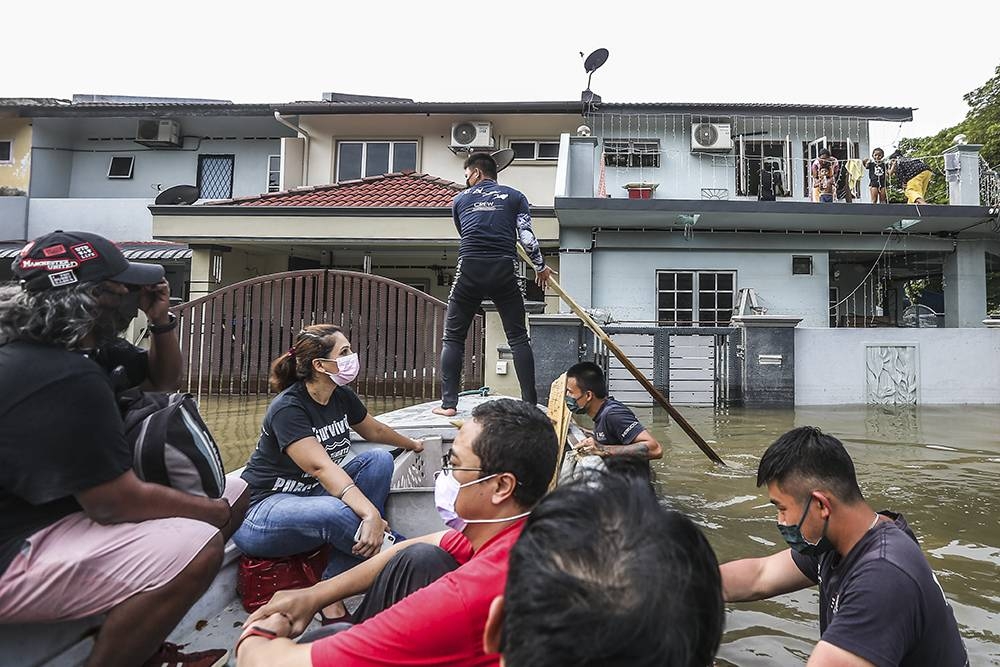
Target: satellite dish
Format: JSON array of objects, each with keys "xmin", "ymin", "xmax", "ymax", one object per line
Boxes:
[
  {"xmin": 583, "ymin": 48, "xmax": 609, "ymax": 74},
  {"xmin": 491, "ymin": 148, "xmax": 515, "ymax": 173},
  {"xmin": 581, "ymin": 48, "xmax": 609, "ymax": 109},
  {"xmin": 155, "ymin": 184, "xmax": 200, "ymax": 205}
]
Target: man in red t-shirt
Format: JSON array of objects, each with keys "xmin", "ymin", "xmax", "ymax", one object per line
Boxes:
[
  {"xmin": 483, "ymin": 461, "xmax": 725, "ymax": 666},
  {"xmin": 235, "ymin": 399, "xmax": 559, "ymax": 667}
]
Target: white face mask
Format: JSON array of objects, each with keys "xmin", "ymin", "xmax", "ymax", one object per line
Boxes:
[
  {"xmin": 323, "ymin": 352, "xmax": 360, "ymax": 386},
  {"xmin": 433, "ymin": 470, "xmax": 529, "ymax": 532}
]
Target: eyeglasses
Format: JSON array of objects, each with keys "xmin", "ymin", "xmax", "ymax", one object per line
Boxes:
[{"xmin": 440, "ymin": 453, "xmax": 483, "ymax": 474}]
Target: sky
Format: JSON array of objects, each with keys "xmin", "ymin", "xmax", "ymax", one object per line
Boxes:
[{"xmin": 6, "ymin": 0, "xmax": 999, "ymax": 149}]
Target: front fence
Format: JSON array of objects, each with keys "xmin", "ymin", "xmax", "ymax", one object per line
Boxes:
[
  {"xmin": 596, "ymin": 326, "xmax": 739, "ymax": 407},
  {"xmin": 170, "ymin": 270, "xmax": 485, "ymax": 399}
]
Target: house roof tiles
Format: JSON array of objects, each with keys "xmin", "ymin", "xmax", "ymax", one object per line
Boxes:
[{"xmin": 209, "ymin": 172, "xmax": 464, "ymax": 208}]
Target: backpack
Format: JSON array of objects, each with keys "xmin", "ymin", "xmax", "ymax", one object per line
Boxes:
[{"xmin": 118, "ymin": 389, "xmax": 227, "ymax": 498}]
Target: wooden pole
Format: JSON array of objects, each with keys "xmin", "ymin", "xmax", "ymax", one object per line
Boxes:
[{"xmin": 521, "ymin": 247, "xmax": 726, "ymax": 466}]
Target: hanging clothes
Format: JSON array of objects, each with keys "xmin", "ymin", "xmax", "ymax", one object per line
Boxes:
[{"xmin": 846, "ymin": 159, "xmax": 865, "ymax": 190}]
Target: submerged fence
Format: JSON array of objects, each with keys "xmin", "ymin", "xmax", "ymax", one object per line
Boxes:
[{"xmin": 170, "ymin": 269, "xmax": 485, "ymax": 399}]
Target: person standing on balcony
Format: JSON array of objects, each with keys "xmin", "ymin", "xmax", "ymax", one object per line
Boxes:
[
  {"xmin": 432, "ymin": 153, "xmax": 554, "ymax": 417},
  {"xmin": 817, "ymin": 166, "xmax": 836, "ymax": 203},
  {"xmin": 889, "ymin": 149, "xmax": 934, "ymax": 204},
  {"xmin": 811, "ymin": 149, "xmax": 840, "ymax": 202},
  {"xmin": 863, "ymin": 148, "xmax": 890, "ymax": 203},
  {"xmin": 758, "ymin": 160, "xmax": 784, "ymax": 201}
]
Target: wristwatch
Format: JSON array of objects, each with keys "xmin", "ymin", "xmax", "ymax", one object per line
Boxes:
[{"xmin": 148, "ymin": 312, "xmax": 178, "ymax": 335}]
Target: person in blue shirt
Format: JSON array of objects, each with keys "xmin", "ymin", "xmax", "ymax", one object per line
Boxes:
[
  {"xmin": 432, "ymin": 153, "xmax": 553, "ymax": 417},
  {"xmin": 564, "ymin": 362, "xmax": 663, "ymax": 460}
]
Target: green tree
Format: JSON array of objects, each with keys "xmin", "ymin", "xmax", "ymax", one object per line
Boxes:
[{"xmin": 894, "ymin": 64, "xmax": 1000, "ymax": 204}]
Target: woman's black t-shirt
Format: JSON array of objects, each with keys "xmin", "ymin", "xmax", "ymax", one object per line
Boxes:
[{"xmin": 240, "ymin": 383, "xmax": 368, "ymax": 504}]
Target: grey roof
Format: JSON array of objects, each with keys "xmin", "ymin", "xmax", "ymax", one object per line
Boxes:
[
  {"xmin": 0, "ymin": 97, "xmax": 914, "ymax": 122},
  {"xmin": 276, "ymin": 100, "xmax": 913, "ymax": 121},
  {"xmin": 7, "ymin": 96, "xmax": 276, "ymax": 118},
  {"xmin": 321, "ymin": 92, "xmax": 415, "ymax": 103}
]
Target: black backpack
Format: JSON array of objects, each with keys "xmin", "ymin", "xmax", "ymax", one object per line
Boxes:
[{"xmin": 118, "ymin": 390, "xmax": 226, "ymax": 498}]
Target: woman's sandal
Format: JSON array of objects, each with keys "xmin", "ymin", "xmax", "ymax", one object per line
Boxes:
[{"xmin": 317, "ymin": 609, "xmax": 354, "ymax": 626}]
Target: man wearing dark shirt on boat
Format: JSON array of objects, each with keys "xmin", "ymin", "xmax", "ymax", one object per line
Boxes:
[
  {"xmin": 564, "ymin": 362, "xmax": 663, "ymax": 460},
  {"xmin": 0, "ymin": 231, "xmax": 247, "ymax": 667},
  {"xmin": 720, "ymin": 427, "xmax": 968, "ymax": 667},
  {"xmin": 432, "ymin": 153, "xmax": 553, "ymax": 418},
  {"xmin": 235, "ymin": 399, "xmax": 560, "ymax": 667}
]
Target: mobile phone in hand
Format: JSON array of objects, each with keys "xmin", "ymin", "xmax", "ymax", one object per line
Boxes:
[{"xmin": 353, "ymin": 524, "xmax": 397, "ymax": 553}]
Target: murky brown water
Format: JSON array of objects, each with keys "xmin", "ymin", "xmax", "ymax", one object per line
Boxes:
[{"xmin": 201, "ymin": 397, "xmax": 1000, "ymax": 665}]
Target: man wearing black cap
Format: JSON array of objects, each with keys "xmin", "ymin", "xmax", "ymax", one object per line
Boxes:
[
  {"xmin": 0, "ymin": 231, "xmax": 247, "ymax": 667},
  {"xmin": 10, "ymin": 230, "xmax": 182, "ymax": 392},
  {"xmin": 433, "ymin": 153, "xmax": 553, "ymax": 417}
]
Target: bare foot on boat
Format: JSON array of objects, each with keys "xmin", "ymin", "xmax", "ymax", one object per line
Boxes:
[{"xmin": 432, "ymin": 406, "xmax": 457, "ymax": 417}]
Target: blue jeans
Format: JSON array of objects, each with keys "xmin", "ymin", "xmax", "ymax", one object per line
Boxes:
[{"xmin": 233, "ymin": 449, "xmax": 396, "ymax": 579}]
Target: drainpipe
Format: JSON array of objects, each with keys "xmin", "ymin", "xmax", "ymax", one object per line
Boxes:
[{"xmin": 273, "ymin": 111, "xmax": 312, "ymax": 187}]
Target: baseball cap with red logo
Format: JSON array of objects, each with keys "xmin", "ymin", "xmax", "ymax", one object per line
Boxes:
[{"xmin": 12, "ymin": 230, "xmax": 165, "ymax": 292}]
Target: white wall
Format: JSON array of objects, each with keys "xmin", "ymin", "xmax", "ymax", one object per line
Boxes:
[
  {"xmin": 592, "ymin": 248, "xmax": 830, "ymax": 327},
  {"xmin": 297, "ymin": 113, "xmax": 580, "ymax": 206},
  {"xmin": 795, "ymin": 328, "xmax": 1000, "ymax": 405},
  {"xmin": 27, "ymin": 198, "xmax": 154, "ymax": 240},
  {"xmin": 31, "ymin": 117, "xmax": 293, "ymax": 200}
]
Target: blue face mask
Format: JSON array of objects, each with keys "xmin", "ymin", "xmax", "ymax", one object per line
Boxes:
[
  {"xmin": 777, "ymin": 496, "xmax": 834, "ymax": 557},
  {"xmin": 564, "ymin": 393, "xmax": 591, "ymax": 414}
]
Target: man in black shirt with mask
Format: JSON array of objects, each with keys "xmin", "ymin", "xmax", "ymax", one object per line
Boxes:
[
  {"xmin": 720, "ymin": 427, "xmax": 968, "ymax": 667},
  {"xmin": 0, "ymin": 230, "xmax": 246, "ymax": 667}
]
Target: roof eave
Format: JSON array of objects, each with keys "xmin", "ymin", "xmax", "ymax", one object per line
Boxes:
[
  {"xmin": 275, "ymin": 101, "xmax": 587, "ymax": 116},
  {"xmin": 148, "ymin": 204, "xmax": 558, "ymax": 217},
  {"xmin": 16, "ymin": 104, "xmax": 280, "ymax": 118}
]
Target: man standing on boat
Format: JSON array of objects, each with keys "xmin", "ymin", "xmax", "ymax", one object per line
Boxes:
[
  {"xmin": 721, "ymin": 427, "xmax": 968, "ymax": 666},
  {"xmin": 432, "ymin": 153, "xmax": 553, "ymax": 417},
  {"xmin": 564, "ymin": 362, "xmax": 663, "ymax": 460}
]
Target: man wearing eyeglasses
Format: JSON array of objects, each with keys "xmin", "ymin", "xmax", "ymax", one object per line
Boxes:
[{"xmin": 236, "ymin": 399, "xmax": 559, "ymax": 667}]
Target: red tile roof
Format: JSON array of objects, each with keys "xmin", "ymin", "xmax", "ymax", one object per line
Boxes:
[{"xmin": 213, "ymin": 172, "xmax": 464, "ymax": 208}]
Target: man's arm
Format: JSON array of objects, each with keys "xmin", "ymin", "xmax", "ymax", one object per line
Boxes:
[
  {"xmin": 451, "ymin": 196, "xmax": 463, "ymax": 236},
  {"xmin": 76, "ymin": 469, "xmax": 230, "ymax": 527},
  {"xmin": 237, "ymin": 638, "xmax": 310, "ymax": 667},
  {"xmin": 514, "ymin": 193, "xmax": 548, "ymax": 272},
  {"xmin": 141, "ymin": 279, "xmax": 182, "ymax": 390},
  {"xmin": 580, "ymin": 430, "xmax": 663, "ymax": 460},
  {"xmin": 807, "ymin": 641, "xmax": 877, "ymax": 667},
  {"xmin": 245, "ymin": 531, "xmax": 449, "ymax": 636},
  {"xmin": 720, "ymin": 549, "xmax": 814, "ymax": 602}
]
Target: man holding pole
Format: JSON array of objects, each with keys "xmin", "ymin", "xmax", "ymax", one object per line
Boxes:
[
  {"xmin": 565, "ymin": 362, "xmax": 663, "ymax": 460},
  {"xmin": 433, "ymin": 153, "xmax": 553, "ymax": 417}
]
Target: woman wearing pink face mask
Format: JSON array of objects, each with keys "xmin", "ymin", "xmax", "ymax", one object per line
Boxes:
[{"xmin": 233, "ymin": 324, "xmax": 424, "ymax": 622}]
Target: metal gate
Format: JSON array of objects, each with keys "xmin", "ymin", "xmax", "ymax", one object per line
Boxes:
[
  {"xmin": 170, "ymin": 270, "xmax": 485, "ymax": 399},
  {"xmin": 597, "ymin": 326, "xmax": 738, "ymax": 407}
]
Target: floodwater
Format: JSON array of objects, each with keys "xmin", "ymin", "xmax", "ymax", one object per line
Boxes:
[{"xmin": 200, "ymin": 398, "xmax": 1000, "ymax": 665}]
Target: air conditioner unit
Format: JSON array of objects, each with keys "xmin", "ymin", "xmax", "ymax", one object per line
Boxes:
[
  {"xmin": 691, "ymin": 122, "xmax": 732, "ymax": 152},
  {"xmin": 450, "ymin": 121, "xmax": 494, "ymax": 150},
  {"xmin": 135, "ymin": 119, "xmax": 181, "ymax": 148}
]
